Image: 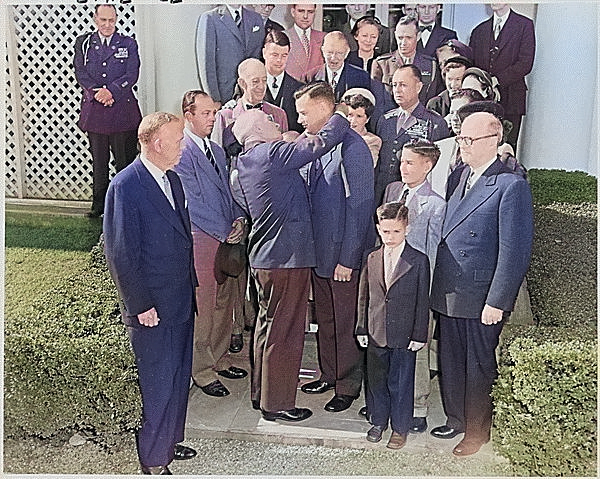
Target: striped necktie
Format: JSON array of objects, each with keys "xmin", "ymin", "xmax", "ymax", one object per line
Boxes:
[
  {"xmin": 204, "ymin": 138, "xmax": 221, "ymax": 177},
  {"xmin": 301, "ymin": 29, "xmax": 310, "ymax": 55}
]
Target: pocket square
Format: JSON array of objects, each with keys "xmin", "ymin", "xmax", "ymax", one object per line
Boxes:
[{"xmin": 252, "ymin": 25, "xmax": 260, "ymax": 32}]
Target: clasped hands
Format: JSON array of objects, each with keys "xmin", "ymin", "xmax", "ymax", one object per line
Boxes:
[{"xmin": 94, "ymin": 87, "xmax": 114, "ymax": 107}]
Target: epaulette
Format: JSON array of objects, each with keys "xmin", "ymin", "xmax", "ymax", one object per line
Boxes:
[
  {"xmin": 376, "ymin": 53, "xmax": 394, "ymax": 62},
  {"xmin": 383, "ymin": 109, "xmax": 400, "ymax": 120}
]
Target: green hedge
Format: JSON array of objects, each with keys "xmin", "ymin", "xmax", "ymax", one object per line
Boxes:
[
  {"xmin": 492, "ymin": 169, "xmax": 597, "ymax": 475},
  {"xmin": 494, "ymin": 337, "xmax": 597, "ymax": 476},
  {"xmin": 4, "ymin": 243, "xmax": 141, "ymax": 442}
]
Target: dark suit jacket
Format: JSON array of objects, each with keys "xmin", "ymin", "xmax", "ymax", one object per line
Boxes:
[
  {"xmin": 375, "ymin": 103, "xmax": 450, "ymax": 203},
  {"xmin": 309, "ymin": 127, "xmax": 374, "ymax": 278},
  {"xmin": 469, "ymin": 10, "xmax": 535, "ymax": 116},
  {"xmin": 265, "ymin": 18, "xmax": 284, "ymax": 33},
  {"xmin": 74, "ymin": 31, "xmax": 142, "ymax": 134},
  {"xmin": 264, "ymin": 72, "xmax": 305, "ymax": 133},
  {"xmin": 430, "ymin": 159, "xmax": 533, "ymax": 319},
  {"xmin": 417, "ymin": 24, "xmax": 458, "ymax": 58},
  {"xmin": 426, "ymin": 89, "xmax": 451, "ymax": 117},
  {"xmin": 173, "ymin": 133, "xmax": 244, "ymax": 241},
  {"xmin": 103, "ymin": 158, "xmax": 197, "ymax": 326},
  {"xmin": 303, "ymin": 63, "xmax": 372, "ymax": 103},
  {"xmin": 196, "ymin": 6, "xmax": 265, "ymax": 103},
  {"xmin": 231, "ymin": 113, "xmax": 350, "ymax": 270},
  {"xmin": 356, "ymin": 242, "xmax": 430, "ymax": 348}
]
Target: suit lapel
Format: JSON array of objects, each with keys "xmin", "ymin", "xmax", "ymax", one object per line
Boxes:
[
  {"xmin": 134, "ymin": 160, "xmax": 188, "ymax": 239},
  {"xmin": 443, "ymin": 163, "xmax": 501, "ymax": 237},
  {"xmin": 496, "ymin": 11, "xmax": 514, "ymax": 51},
  {"xmin": 388, "ymin": 249, "xmax": 413, "ymax": 289},
  {"xmin": 218, "ymin": 7, "xmax": 243, "ymax": 44},
  {"xmin": 185, "ymin": 135, "xmax": 229, "ymax": 195}
]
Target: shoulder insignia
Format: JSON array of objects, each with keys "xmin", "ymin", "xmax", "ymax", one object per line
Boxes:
[{"xmin": 383, "ymin": 109, "xmax": 400, "ymax": 120}]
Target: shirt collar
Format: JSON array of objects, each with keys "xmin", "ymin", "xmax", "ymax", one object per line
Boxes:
[
  {"xmin": 326, "ymin": 64, "xmax": 344, "ymax": 80},
  {"xmin": 468, "ymin": 156, "xmax": 497, "ymax": 186},
  {"xmin": 226, "ymin": 5, "xmax": 241, "ymax": 20},
  {"xmin": 140, "ymin": 155, "xmax": 166, "ymax": 185},
  {"xmin": 267, "ymin": 71, "xmax": 285, "ymax": 83},
  {"xmin": 493, "ymin": 10, "xmax": 510, "ymax": 26},
  {"xmin": 294, "ymin": 24, "xmax": 312, "ymax": 38},
  {"xmin": 99, "ymin": 33, "xmax": 113, "ymax": 45},
  {"xmin": 184, "ymin": 127, "xmax": 209, "ymax": 153}
]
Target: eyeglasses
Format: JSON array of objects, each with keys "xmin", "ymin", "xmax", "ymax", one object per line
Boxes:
[
  {"xmin": 454, "ymin": 133, "xmax": 497, "ymax": 146},
  {"xmin": 322, "ymin": 51, "xmax": 347, "ymax": 58}
]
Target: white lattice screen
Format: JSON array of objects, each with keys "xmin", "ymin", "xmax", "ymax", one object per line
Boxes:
[{"xmin": 5, "ymin": 4, "xmax": 136, "ymax": 200}]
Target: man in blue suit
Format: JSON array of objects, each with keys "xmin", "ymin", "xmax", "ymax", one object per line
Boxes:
[
  {"xmin": 429, "ymin": 112, "xmax": 533, "ymax": 457},
  {"xmin": 173, "ymin": 91, "xmax": 249, "ymax": 398},
  {"xmin": 103, "ymin": 112, "xmax": 198, "ymax": 475},
  {"xmin": 303, "ymin": 31, "xmax": 371, "ymax": 103},
  {"xmin": 296, "ymin": 83, "xmax": 374, "ymax": 413},
  {"xmin": 74, "ymin": 4, "xmax": 142, "ymax": 218},
  {"xmin": 415, "ymin": 4, "xmax": 457, "ymax": 58},
  {"xmin": 230, "ymin": 107, "xmax": 351, "ymax": 422},
  {"xmin": 195, "ymin": 4, "xmax": 265, "ymax": 104}
]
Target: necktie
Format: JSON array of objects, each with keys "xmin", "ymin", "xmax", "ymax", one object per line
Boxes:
[
  {"xmin": 162, "ymin": 174, "xmax": 175, "ymax": 209},
  {"xmin": 234, "ymin": 10, "xmax": 241, "ymax": 28},
  {"xmin": 399, "ymin": 187, "xmax": 409, "ymax": 204},
  {"xmin": 330, "ymin": 71, "xmax": 338, "ymax": 90},
  {"xmin": 494, "ymin": 18, "xmax": 502, "ymax": 39},
  {"xmin": 301, "ymin": 29, "xmax": 310, "ymax": 56},
  {"xmin": 402, "ymin": 56, "xmax": 411, "ymax": 65},
  {"xmin": 272, "ymin": 78, "xmax": 278, "ymax": 90},
  {"xmin": 385, "ymin": 248, "xmax": 395, "ymax": 288},
  {"xmin": 310, "ymin": 157, "xmax": 322, "ymax": 187},
  {"xmin": 463, "ymin": 169, "xmax": 475, "ymax": 198},
  {"xmin": 246, "ymin": 102, "xmax": 263, "ymax": 110},
  {"xmin": 204, "ymin": 138, "xmax": 221, "ymax": 176},
  {"xmin": 396, "ymin": 110, "xmax": 408, "ymax": 133},
  {"xmin": 419, "ymin": 24, "xmax": 433, "ymax": 32}
]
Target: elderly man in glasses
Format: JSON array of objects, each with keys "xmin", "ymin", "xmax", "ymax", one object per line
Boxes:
[{"xmin": 429, "ymin": 111, "xmax": 533, "ymax": 457}]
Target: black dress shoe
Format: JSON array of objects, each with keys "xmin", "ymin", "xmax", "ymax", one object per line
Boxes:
[
  {"xmin": 217, "ymin": 366, "xmax": 248, "ymax": 379},
  {"xmin": 358, "ymin": 406, "xmax": 368, "ymax": 418},
  {"xmin": 140, "ymin": 465, "xmax": 172, "ymax": 475},
  {"xmin": 430, "ymin": 425, "xmax": 463, "ymax": 439},
  {"xmin": 86, "ymin": 210, "xmax": 102, "ymax": 219},
  {"xmin": 324, "ymin": 394, "xmax": 356, "ymax": 412},
  {"xmin": 251, "ymin": 400, "xmax": 260, "ymax": 410},
  {"xmin": 174, "ymin": 444, "xmax": 196, "ymax": 460},
  {"xmin": 199, "ymin": 379, "xmax": 230, "ymax": 397},
  {"xmin": 229, "ymin": 333, "xmax": 243, "ymax": 353},
  {"xmin": 410, "ymin": 416, "xmax": 428, "ymax": 433},
  {"xmin": 366, "ymin": 425, "xmax": 386, "ymax": 443},
  {"xmin": 300, "ymin": 379, "xmax": 335, "ymax": 394},
  {"xmin": 261, "ymin": 407, "xmax": 313, "ymax": 422}
]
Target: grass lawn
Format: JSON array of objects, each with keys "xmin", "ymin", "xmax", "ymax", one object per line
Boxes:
[{"xmin": 4, "ymin": 212, "xmax": 102, "ymax": 319}]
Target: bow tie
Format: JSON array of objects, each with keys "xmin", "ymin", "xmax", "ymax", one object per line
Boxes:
[
  {"xmin": 419, "ymin": 24, "xmax": 433, "ymax": 32},
  {"xmin": 246, "ymin": 103, "xmax": 263, "ymax": 110}
]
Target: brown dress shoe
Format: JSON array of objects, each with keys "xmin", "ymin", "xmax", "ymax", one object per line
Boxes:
[
  {"xmin": 386, "ymin": 431, "xmax": 407, "ymax": 449},
  {"xmin": 452, "ymin": 438, "xmax": 486, "ymax": 457}
]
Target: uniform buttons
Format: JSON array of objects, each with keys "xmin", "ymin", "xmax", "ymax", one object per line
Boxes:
[
  {"xmin": 469, "ymin": 231, "xmax": 477, "ymax": 237},
  {"xmin": 102, "ymin": 73, "xmax": 107, "ymax": 77},
  {"xmin": 459, "ymin": 250, "xmax": 466, "ymax": 257},
  {"xmin": 385, "ymin": 298, "xmax": 389, "ymax": 302},
  {"xmin": 102, "ymin": 62, "xmax": 107, "ymax": 66}
]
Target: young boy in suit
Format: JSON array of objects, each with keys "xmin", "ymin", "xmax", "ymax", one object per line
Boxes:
[{"xmin": 356, "ymin": 202, "xmax": 430, "ymax": 449}]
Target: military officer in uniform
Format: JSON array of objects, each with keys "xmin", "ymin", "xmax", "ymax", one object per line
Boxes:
[
  {"xmin": 74, "ymin": 4, "xmax": 142, "ymax": 218},
  {"xmin": 371, "ymin": 15, "xmax": 441, "ymax": 105}
]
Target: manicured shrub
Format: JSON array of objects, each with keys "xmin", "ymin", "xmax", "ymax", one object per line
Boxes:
[
  {"xmin": 4, "ymin": 243, "xmax": 141, "ymax": 442},
  {"xmin": 528, "ymin": 169, "xmax": 597, "ymax": 206},
  {"xmin": 493, "ymin": 337, "xmax": 597, "ymax": 476}
]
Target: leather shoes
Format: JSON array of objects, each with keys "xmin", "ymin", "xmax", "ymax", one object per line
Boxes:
[
  {"xmin": 229, "ymin": 333, "xmax": 243, "ymax": 353},
  {"xmin": 387, "ymin": 431, "xmax": 407, "ymax": 450},
  {"xmin": 366, "ymin": 425, "xmax": 386, "ymax": 442},
  {"xmin": 358, "ymin": 406, "xmax": 368, "ymax": 418},
  {"xmin": 217, "ymin": 366, "xmax": 248, "ymax": 380},
  {"xmin": 430, "ymin": 425, "xmax": 463, "ymax": 439},
  {"xmin": 453, "ymin": 438, "xmax": 486, "ymax": 457},
  {"xmin": 173, "ymin": 444, "xmax": 196, "ymax": 460},
  {"xmin": 199, "ymin": 379, "xmax": 230, "ymax": 397},
  {"xmin": 140, "ymin": 465, "xmax": 172, "ymax": 475},
  {"xmin": 251, "ymin": 399, "xmax": 260, "ymax": 410},
  {"xmin": 324, "ymin": 394, "xmax": 355, "ymax": 412},
  {"xmin": 261, "ymin": 407, "xmax": 313, "ymax": 422},
  {"xmin": 300, "ymin": 379, "xmax": 335, "ymax": 394},
  {"xmin": 410, "ymin": 416, "xmax": 428, "ymax": 433}
]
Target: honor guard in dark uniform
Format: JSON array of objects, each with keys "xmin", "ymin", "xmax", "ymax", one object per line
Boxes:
[{"xmin": 74, "ymin": 4, "xmax": 142, "ymax": 217}]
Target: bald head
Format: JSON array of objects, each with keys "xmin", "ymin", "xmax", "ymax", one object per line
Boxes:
[
  {"xmin": 232, "ymin": 110, "xmax": 282, "ymax": 149},
  {"xmin": 459, "ymin": 112, "xmax": 502, "ymax": 168},
  {"xmin": 238, "ymin": 58, "xmax": 267, "ymax": 105},
  {"xmin": 321, "ymin": 31, "xmax": 350, "ymax": 72}
]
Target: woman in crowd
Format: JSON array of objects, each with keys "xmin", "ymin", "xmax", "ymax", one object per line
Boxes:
[
  {"xmin": 460, "ymin": 67, "xmax": 500, "ymax": 102},
  {"xmin": 346, "ymin": 16, "xmax": 381, "ymax": 73},
  {"xmin": 342, "ymin": 88, "xmax": 382, "ymax": 167}
]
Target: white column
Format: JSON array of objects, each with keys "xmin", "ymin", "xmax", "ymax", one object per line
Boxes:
[{"xmin": 520, "ymin": 3, "xmax": 598, "ymax": 175}]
